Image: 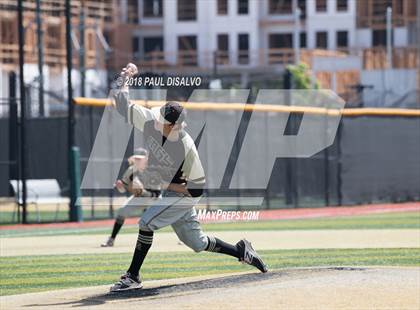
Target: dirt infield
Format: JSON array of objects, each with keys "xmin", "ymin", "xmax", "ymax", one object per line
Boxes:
[
  {"xmin": 2, "ymin": 229, "xmax": 419, "ymax": 256},
  {"xmin": 1, "ymin": 267, "xmax": 419, "ymax": 309}
]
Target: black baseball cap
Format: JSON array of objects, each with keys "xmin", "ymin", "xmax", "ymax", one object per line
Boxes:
[
  {"xmin": 152, "ymin": 101, "xmax": 186, "ymax": 125},
  {"xmin": 132, "ymin": 147, "xmax": 148, "ymax": 159}
]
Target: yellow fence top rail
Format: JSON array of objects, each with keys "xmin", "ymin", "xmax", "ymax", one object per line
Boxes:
[{"xmin": 73, "ymin": 97, "xmax": 420, "ymax": 117}]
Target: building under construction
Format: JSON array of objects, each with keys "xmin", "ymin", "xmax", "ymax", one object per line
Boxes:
[{"xmin": 0, "ymin": 0, "xmax": 419, "ymax": 113}]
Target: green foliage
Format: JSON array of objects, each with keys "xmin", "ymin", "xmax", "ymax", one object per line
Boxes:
[{"xmin": 287, "ymin": 63, "xmax": 320, "ymax": 89}]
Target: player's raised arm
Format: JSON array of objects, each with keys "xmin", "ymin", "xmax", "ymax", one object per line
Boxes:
[{"xmin": 112, "ymin": 63, "xmax": 155, "ymax": 131}]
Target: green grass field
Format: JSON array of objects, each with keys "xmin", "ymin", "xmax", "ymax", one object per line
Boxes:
[
  {"xmin": 1, "ymin": 248, "xmax": 419, "ymax": 296},
  {"xmin": 1, "ymin": 211, "xmax": 419, "ymax": 296},
  {"xmin": 1, "ymin": 211, "xmax": 419, "ymax": 238},
  {"xmin": 0, "ymin": 210, "xmax": 112, "ymax": 225}
]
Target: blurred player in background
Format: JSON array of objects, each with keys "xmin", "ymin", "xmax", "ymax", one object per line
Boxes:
[
  {"xmin": 110, "ymin": 63, "xmax": 267, "ymax": 292},
  {"xmin": 101, "ymin": 147, "xmax": 161, "ymax": 247}
]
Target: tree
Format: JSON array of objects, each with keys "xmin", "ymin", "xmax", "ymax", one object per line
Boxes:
[{"xmin": 286, "ymin": 63, "xmax": 319, "ymax": 89}]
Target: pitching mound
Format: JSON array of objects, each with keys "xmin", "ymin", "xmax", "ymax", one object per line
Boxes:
[{"xmin": 2, "ymin": 267, "xmax": 419, "ymax": 309}]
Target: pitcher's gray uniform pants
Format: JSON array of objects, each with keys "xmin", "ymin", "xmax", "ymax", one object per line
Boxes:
[{"xmin": 139, "ymin": 192, "xmax": 209, "ymax": 253}]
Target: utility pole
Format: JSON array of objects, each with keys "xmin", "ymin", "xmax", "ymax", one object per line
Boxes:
[
  {"xmin": 65, "ymin": 0, "xmax": 74, "ymax": 157},
  {"xmin": 79, "ymin": 0, "xmax": 86, "ymax": 97},
  {"xmin": 293, "ymin": 0, "xmax": 301, "ymax": 64},
  {"xmin": 66, "ymin": 0, "xmax": 82, "ymax": 222},
  {"xmin": 8, "ymin": 73, "xmax": 18, "ymax": 199},
  {"xmin": 283, "ymin": 69, "xmax": 298, "ymax": 208},
  {"xmin": 17, "ymin": 0, "xmax": 27, "ymax": 223},
  {"xmin": 35, "ymin": 0, "xmax": 45, "ymax": 116},
  {"xmin": 386, "ymin": 7, "xmax": 393, "ymax": 69}
]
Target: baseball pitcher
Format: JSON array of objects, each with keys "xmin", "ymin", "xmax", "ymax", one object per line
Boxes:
[{"xmin": 110, "ymin": 63, "xmax": 267, "ymax": 292}]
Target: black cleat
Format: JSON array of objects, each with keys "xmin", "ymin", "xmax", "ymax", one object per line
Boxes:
[
  {"xmin": 101, "ymin": 236, "xmax": 115, "ymax": 247},
  {"xmin": 236, "ymin": 239, "xmax": 268, "ymax": 273},
  {"xmin": 110, "ymin": 272, "xmax": 142, "ymax": 292}
]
